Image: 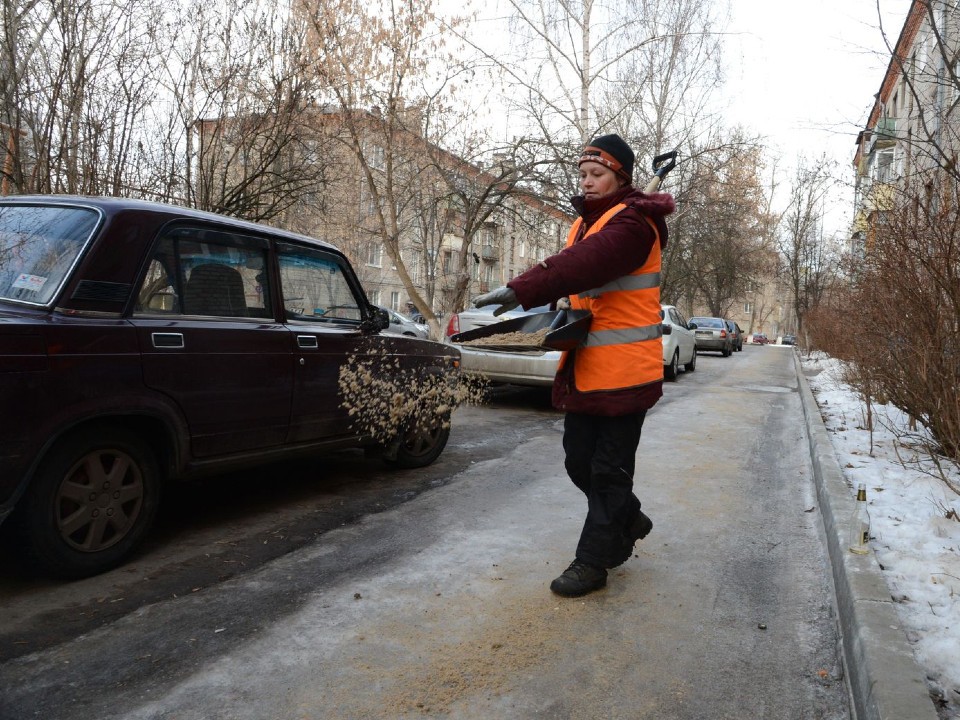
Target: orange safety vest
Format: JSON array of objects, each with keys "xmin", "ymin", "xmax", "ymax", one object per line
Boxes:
[{"xmin": 561, "ymin": 203, "xmax": 663, "ymax": 392}]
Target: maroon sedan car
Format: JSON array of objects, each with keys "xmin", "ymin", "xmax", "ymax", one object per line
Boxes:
[{"xmin": 0, "ymin": 196, "xmax": 460, "ymax": 578}]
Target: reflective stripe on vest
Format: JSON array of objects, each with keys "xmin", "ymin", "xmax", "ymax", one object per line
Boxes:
[
  {"xmin": 562, "ymin": 203, "xmax": 663, "ymax": 392},
  {"xmin": 578, "ymin": 272, "xmax": 661, "ymax": 298}
]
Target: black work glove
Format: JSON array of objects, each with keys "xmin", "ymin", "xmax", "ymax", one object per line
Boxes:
[{"xmin": 473, "ymin": 286, "xmax": 520, "ymax": 316}]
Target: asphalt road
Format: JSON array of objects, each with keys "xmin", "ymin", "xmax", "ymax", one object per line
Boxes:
[{"xmin": 0, "ymin": 346, "xmax": 851, "ymax": 719}]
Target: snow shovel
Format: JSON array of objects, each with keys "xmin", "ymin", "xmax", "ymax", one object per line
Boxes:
[{"xmin": 644, "ymin": 150, "xmax": 678, "ymax": 193}]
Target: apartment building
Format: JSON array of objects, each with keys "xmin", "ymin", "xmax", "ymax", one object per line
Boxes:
[{"xmin": 852, "ymin": 0, "xmax": 958, "ymax": 254}]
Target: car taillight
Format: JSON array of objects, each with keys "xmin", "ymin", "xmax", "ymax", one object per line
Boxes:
[
  {"xmin": 445, "ymin": 314, "xmax": 460, "ymax": 337},
  {"xmin": 720, "ymin": 330, "xmax": 727, "ymax": 337}
]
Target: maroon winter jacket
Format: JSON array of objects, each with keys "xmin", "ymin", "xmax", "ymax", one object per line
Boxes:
[{"xmin": 507, "ymin": 185, "xmax": 676, "ymax": 416}]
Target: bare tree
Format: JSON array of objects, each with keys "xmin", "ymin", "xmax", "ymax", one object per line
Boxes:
[
  {"xmin": 666, "ymin": 131, "xmax": 773, "ymax": 316},
  {"xmin": 1, "ymin": 0, "xmax": 166, "ymax": 195},
  {"xmin": 777, "ymin": 155, "xmax": 843, "ymax": 335},
  {"xmin": 153, "ymin": 0, "xmax": 331, "ymax": 220},
  {"xmin": 458, "ymin": 0, "xmax": 726, "ymax": 197},
  {"xmin": 299, "ymin": 0, "xmax": 553, "ymax": 330}
]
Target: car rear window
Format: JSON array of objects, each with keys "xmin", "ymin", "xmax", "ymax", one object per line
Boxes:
[
  {"xmin": 0, "ymin": 205, "xmax": 100, "ymax": 305},
  {"xmin": 691, "ymin": 317, "xmax": 723, "ymax": 329}
]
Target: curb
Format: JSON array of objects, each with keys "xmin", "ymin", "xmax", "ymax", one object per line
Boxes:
[{"xmin": 795, "ymin": 352, "xmax": 938, "ymax": 720}]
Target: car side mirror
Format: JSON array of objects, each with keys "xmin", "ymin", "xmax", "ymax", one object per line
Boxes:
[
  {"xmin": 364, "ymin": 307, "xmax": 390, "ymax": 333},
  {"xmin": 661, "ymin": 323, "xmax": 672, "ymax": 335},
  {"xmin": 688, "ymin": 322, "xmax": 698, "ymax": 330}
]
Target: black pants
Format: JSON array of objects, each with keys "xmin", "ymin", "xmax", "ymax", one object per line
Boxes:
[{"xmin": 562, "ymin": 410, "xmax": 647, "ymax": 568}]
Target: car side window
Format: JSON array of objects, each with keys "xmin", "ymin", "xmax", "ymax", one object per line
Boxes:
[
  {"xmin": 277, "ymin": 242, "xmax": 361, "ymax": 324},
  {"xmin": 134, "ymin": 227, "xmax": 272, "ymax": 319}
]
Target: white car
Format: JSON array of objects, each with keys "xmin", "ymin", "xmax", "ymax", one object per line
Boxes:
[
  {"xmin": 661, "ymin": 304, "xmax": 697, "ymax": 380},
  {"xmin": 446, "ymin": 304, "xmax": 560, "ymax": 387},
  {"xmin": 380, "ymin": 307, "xmax": 430, "ymax": 339}
]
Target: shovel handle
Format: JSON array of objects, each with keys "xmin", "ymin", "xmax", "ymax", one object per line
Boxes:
[{"xmin": 643, "ymin": 150, "xmax": 678, "ymax": 193}]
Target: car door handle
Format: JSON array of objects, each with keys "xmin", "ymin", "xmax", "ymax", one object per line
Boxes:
[
  {"xmin": 297, "ymin": 335, "xmax": 318, "ymax": 349},
  {"xmin": 151, "ymin": 332, "xmax": 184, "ymax": 349}
]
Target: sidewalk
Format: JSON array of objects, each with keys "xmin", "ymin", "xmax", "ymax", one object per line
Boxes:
[{"xmin": 795, "ymin": 352, "xmax": 938, "ymax": 720}]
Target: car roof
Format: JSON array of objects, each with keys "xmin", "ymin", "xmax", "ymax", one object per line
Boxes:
[{"xmin": 0, "ymin": 195, "xmax": 341, "ymax": 254}]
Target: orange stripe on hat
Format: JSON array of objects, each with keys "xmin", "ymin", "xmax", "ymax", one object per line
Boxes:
[{"xmin": 579, "ymin": 146, "xmax": 629, "ymax": 180}]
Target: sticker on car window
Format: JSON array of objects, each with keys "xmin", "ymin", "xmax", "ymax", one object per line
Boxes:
[{"xmin": 13, "ymin": 273, "xmax": 47, "ymax": 291}]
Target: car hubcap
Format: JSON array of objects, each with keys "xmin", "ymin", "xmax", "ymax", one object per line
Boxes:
[
  {"xmin": 55, "ymin": 449, "xmax": 144, "ymax": 553},
  {"xmin": 401, "ymin": 418, "xmax": 442, "ymax": 458}
]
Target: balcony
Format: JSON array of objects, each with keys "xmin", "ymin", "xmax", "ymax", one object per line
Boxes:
[
  {"xmin": 873, "ymin": 117, "xmax": 897, "ymax": 149},
  {"xmin": 481, "ymin": 244, "xmax": 499, "ymax": 260}
]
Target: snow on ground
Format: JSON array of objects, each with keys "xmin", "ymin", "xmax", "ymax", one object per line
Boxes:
[{"xmin": 802, "ymin": 352, "xmax": 960, "ymax": 713}]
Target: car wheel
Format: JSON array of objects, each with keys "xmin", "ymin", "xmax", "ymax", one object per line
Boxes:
[
  {"xmin": 722, "ymin": 346, "xmax": 731, "ymax": 357},
  {"xmin": 384, "ymin": 412, "xmax": 451, "ymax": 469},
  {"xmin": 14, "ymin": 426, "xmax": 162, "ymax": 579},
  {"xmin": 664, "ymin": 350, "xmax": 680, "ymax": 381},
  {"xmin": 685, "ymin": 347, "xmax": 697, "ymax": 372}
]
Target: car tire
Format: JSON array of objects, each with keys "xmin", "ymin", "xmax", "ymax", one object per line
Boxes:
[
  {"xmin": 722, "ymin": 346, "xmax": 731, "ymax": 357},
  {"xmin": 664, "ymin": 350, "xmax": 680, "ymax": 381},
  {"xmin": 14, "ymin": 425, "xmax": 162, "ymax": 579},
  {"xmin": 685, "ymin": 347, "xmax": 697, "ymax": 373},
  {"xmin": 384, "ymin": 412, "xmax": 451, "ymax": 469}
]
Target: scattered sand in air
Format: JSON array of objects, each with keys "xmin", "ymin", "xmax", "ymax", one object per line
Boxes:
[{"xmin": 338, "ymin": 342, "xmax": 488, "ymax": 443}]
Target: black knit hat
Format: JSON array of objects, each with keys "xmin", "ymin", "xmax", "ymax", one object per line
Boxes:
[{"xmin": 578, "ymin": 133, "xmax": 635, "ymax": 182}]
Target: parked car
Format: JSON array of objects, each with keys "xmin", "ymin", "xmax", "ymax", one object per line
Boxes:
[
  {"xmin": 0, "ymin": 196, "xmax": 461, "ymax": 578},
  {"xmin": 446, "ymin": 304, "xmax": 560, "ymax": 387},
  {"xmin": 781, "ymin": 334, "xmax": 797, "ymax": 346},
  {"xmin": 380, "ymin": 306, "xmax": 430, "ymax": 339},
  {"xmin": 751, "ymin": 332, "xmax": 770, "ymax": 345},
  {"xmin": 725, "ymin": 319, "xmax": 744, "ymax": 351},
  {"xmin": 661, "ymin": 304, "xmax": 697, "ymax": 380},
  {"xmin": 689, "ymin": 316, "xmax": 733, "ymax": 356}
]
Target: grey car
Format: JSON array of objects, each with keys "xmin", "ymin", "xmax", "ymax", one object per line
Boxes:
[
  {"xmin": 380, "ymin": 307, "xmax": 430, "ymax": 339},
  {"xmin": 689, "ymin": 316, "xmax": 733, "ymax": 356},
  {"xmin": 725, "ymin": 319, "xmax": 744, "ymax": 351}
]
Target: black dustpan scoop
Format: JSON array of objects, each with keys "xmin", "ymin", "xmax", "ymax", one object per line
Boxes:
[{"xmin": 450, "ymin": 310, "xmax": 591, "ymax": 351}]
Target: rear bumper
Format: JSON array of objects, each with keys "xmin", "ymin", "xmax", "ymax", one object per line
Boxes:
[
  {"xmin": 695, "ymin": 337, "xmax": 725, "ymax": 350},
  {"xmin": 455, "ymin": 345, "xmax": 559, "ymax": 387}
]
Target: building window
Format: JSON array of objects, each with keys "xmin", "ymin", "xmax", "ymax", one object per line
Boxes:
[
  {"xmin": 390, "ymin": 291, "xmax": 400, "ymax": 311},
  {"xmin": 369, "ymin": 289, "xmax": 381, "ymax": 305},
  {"xmin": 744, "ymin": 302, "xmax": 752, "ymax": 314},
  {"xmin": 367, "ymin": 242, "xmax": 382, "ymax": 267}
]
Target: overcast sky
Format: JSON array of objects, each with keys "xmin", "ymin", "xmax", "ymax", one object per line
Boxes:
[{"xmin": 723, "ymin": 0, "xmax": 907, "ymax": 176}]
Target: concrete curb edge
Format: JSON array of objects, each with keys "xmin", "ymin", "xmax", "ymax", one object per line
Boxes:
[{"xmin": 794, "ymin": 352, "xmax": 938, "ymax": 720}]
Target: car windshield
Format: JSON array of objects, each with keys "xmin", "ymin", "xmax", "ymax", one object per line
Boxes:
[
  {"xmin": 691, "ymin": 317, "xmax": 723, "ymax": 329},
  {"xmin": 0, "ymin": 205, "xmax": 100, "ymax": 305}
]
